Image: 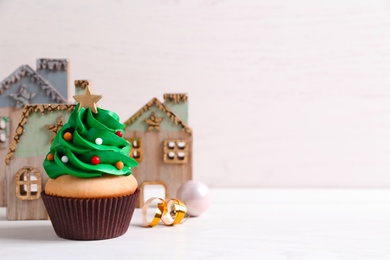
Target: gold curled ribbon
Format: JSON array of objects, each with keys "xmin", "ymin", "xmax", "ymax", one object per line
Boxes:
[
  {"xmin": 142, "ymin": 198, "xmax": 189, "ymax": 227},
  {"xmin": 161, "ymin": 199, "xmax": 188, "ymax": 226},
  {"xmin": 142, "ymin": 197, "xmax": 167, "ymax": 227}
]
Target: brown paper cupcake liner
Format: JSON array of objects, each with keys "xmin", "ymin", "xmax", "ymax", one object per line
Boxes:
[{"xmin": 41, "ymin": 188, "xmax": 140, "ymax": 240}]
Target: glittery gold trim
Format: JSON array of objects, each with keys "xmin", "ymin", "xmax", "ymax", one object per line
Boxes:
[
  {"xmin": 36, "ymin": 59, "xmax": 68, "ymax": 71},
  {"xmin": 74, "ymin": 80, "xmax": 91, "ymax": 90},
  {"xmin": 163, "ymin": 94, "xmax": 188, "ymax": 104},
  {"xmin": 45, "ymin": 116, "xmax": 64, "ymax": 144},
  {"xmin": 123, "ymin": 98, "xmax": 192, "ymax": 135},
  {"xmin": 5, "ymin": 104, "xmax": 75, "ymax": 165}
]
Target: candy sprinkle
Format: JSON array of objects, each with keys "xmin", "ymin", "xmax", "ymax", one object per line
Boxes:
[
  {"xmin": 116, "ymin": 161, "xmax": 124, "ymax": 170},
  {"xmin": 47, "ymin": 153, "xmax": 54, "ymax": 161},
  {"xmin": 95, "ymin": 137, "xmax": 103, "ymax": 145},
  {"xmin": 61, "ymin": 156, "xmax": 69, "ymax": 163},
  {"xmin": 64, "ymin": 132, "xmax": 73, "ymax": 141},
  {"xmin": 91, "ymin": 156, "xmax": 100, "ymax": 165}
]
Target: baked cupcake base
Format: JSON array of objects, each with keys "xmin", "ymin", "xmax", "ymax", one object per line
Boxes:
[{"xmin": 41, "ymin": 188, "xmax": 140, "ymax": 240}]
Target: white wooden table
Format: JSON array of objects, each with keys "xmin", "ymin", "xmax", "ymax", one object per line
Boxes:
[{"xmin": 1, "ymin": 188, "xmax": 390, "ymax": 259}]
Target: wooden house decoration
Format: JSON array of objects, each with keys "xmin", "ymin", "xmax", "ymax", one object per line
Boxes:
[
  {"xmin": 0, "ymin": 59, "xmax": 70, "ymax": 207},
  {"xmin": 123, "ymin": 94, "xmax": 192, "ymax": 207},
  {"xmin": 3, "ymin": 86, "xmax": 193, "ymax": 219},
  {"xmin": 5, "ymin": 104, "xmax": 75, "ymax": 220}
]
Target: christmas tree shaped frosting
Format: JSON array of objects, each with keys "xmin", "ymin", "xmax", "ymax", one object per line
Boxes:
[{"xmin": 43, "ymin": 85, "xmax": 138, "ymax": 178}]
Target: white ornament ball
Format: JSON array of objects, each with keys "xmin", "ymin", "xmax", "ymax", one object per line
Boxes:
[
  {"xmin": 61, "ymin": 156, "xmax": 69, "ymax": 163},
  {"xmin": 177, "ymin": 180, "xmax": 210, "ymax": 217}
]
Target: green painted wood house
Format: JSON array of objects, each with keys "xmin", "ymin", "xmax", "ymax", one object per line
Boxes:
[
  {"xmin": 123, "ymin": 94, "xmax": 193, "ymax": 207},
  {"xmin": 5, "ymin": 104, "xmax": 74, "ymax": 220}
]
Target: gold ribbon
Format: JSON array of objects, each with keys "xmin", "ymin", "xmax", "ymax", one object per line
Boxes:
[
  {"xmin": 142, "ymin": 197, "xmax": 167, "ymax": 227},
  {"xmin": 142, "ymin": 198, "xmax": 188, "ymax": 227},
  {"xmin": 161, "ymin": 199, "xmax": 188, "ymax": 226}
]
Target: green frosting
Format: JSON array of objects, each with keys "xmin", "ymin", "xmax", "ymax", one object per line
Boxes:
[{"xmin": 43, "ymin": 104, "xmax": 138, "ymax": 179}]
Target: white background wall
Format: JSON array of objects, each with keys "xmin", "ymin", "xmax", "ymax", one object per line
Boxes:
[{"xmin": 1, "ymin": 0, "xmax": 390, "ymax": 188}]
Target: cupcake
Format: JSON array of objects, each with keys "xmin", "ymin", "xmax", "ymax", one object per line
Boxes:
[{"xmin": 41, "ymin": 83, "xmax": 139, "ymax": 240}]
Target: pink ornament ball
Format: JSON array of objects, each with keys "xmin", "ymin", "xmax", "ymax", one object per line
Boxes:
[{"xmin": 176, "ymin": 180, "xmax": 210, "ymax": 217}]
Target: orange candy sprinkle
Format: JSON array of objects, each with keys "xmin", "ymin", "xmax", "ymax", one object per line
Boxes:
[
  {"xmin": 47, "ymin": 153, "xmax": 54, "ymax": 161},
  {"xmin": 63, "ymin": 132, "xmax": 73, "ymax": 141},
  {"xmin": 116, "ymin": 161, "xmax": 124, "ymax": 170}
]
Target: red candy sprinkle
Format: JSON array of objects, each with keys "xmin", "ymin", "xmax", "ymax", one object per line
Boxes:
[
  {"xmin": 115, "ymin": 131, "xmax": 123, "ymax": 137},
  {"xmin": 91, "ymin": 156, "xmax": 100, "ymax": 165}
]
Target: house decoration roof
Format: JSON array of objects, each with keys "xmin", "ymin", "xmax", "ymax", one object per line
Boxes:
[
  {"xmin": 36, "ymin": 59, "xmax": 68, "ymax": 71},
  {"xmin": 124, "ymin": 98, "xmax": 192, "ymax": 135},
  {"xmin": 0, "ymin": 65, "xmax": 67, "ymax": 103},
  {"xmin": 5, "ymin": 104, "xmax": 75, "ymax": 165}
]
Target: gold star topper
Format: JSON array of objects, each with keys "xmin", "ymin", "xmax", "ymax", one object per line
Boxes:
[{"xmin": 73, "ymin": 80, "xmax": 102, "ymax": 113}]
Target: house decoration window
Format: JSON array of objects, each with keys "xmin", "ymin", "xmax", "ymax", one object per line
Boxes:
[
  {"xmin": 163, "ymin": 140, "xmax": 188, "ymax": 164},
  {"xmin": 0, "ymin": 117, "xmax": 9, "ymax": 149},
  {"xmin": 15, "ymin": 167, "xmax": 42, "ymax": 200},
  {"xmin": 127, "ymin": 138, "xmax": 143, "ymax": 162}
]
